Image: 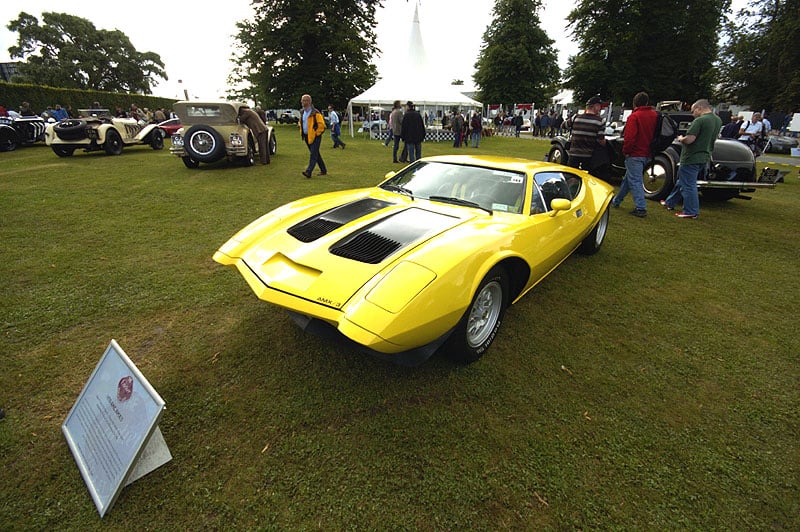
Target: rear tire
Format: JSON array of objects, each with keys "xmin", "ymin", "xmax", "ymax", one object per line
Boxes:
[
  {"xmin": 0, "ymin": 128, "xmax": 19, "ymax": 151},
  {"xmin": 52, "ymin": 146, "xmax": 75, "ymax": 157},
  {"xmin": 441, "ymin": 266, "xmax": 509, "ymax": 364},
  {"xmin": 643, "ymin": 153, "xmax": 675, "ymax": 201},
  {"xmin": 578, "ymin": 206, "xmax": 609, "ymax": 255},
  {"xmin": 269, "ymin": 132, "xmax": 277, "ymax": 155},
  {"xmin": 241, "ymin": 136, "xmax": 255, "ymax": 166}
]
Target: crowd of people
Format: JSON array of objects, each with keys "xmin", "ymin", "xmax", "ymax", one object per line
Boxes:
[
  {"xmin": 0, "ymin": 101, "xmax": 176, "ymax": 125},
  {"xmin": 8, "ymin": 93, "xmax": 793, "ymax": 220}
]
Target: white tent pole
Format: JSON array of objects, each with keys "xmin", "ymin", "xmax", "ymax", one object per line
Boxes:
[{"xmin": 347, "ymin": 100, "xmax": 354, "ymax": 137}]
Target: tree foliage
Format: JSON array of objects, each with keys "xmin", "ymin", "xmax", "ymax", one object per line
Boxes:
[
  {"xmin": 563, "ymin": 0, "xmax": 729, "ymax": 107},
  {"xmin": 473, "ymin": 0, "xmax": 560, "ymax": 107},
  {"xmin": 230, "ymin": 0, "xmax": 382, "ymax": 110},
  {"xmin": 716, "ymin": 0, "xmax": 800, "ymax": 111},
  {"xmin": 6, "ymin": 12, "xmax": 166, "ymax": 95}
]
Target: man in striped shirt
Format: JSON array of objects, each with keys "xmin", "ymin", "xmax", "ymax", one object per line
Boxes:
[{"xmin": 567, "ymin": 96, "xmax": 607, "ymax": 176}]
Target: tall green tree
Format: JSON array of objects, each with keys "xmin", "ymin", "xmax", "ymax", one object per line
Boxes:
[
  {"xmin": 7, "ymin": 12, "xmax": 166, "ymax": 94},
  {"xmin": 231, "ymin": 0, "xmax": 381, "ymax": 110},
  {"xmin": 716, "ymin": 0, "xmax": 800, "ymax": 111},
  {"xmin": 473, "ymin": 0, "xmax": 559, "ymax": 107},
  {"xmin": 563, "ymin": 0, "xmax": 729, "ymax": 107}
]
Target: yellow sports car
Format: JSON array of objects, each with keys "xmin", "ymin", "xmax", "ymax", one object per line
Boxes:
[{"xmin": 213, "ymin": 155, "xmax": 614, "ymax": 365}]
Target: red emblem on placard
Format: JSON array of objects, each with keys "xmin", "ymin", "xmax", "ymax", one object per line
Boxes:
[{"xmin": 117, "ymin": 375, "xmax": 133, "ymax": 402}]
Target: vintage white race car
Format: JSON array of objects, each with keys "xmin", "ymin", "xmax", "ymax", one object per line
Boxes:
[{"xmin": 45, "ymin": 109, "xmax": 164, "ymax": 157}]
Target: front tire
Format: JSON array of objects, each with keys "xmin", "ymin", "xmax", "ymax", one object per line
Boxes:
[
  {"xmin": 150, "ymin": 128, "xmax": 165, "ymax": 150},
  {"xmin": 182, "ymin": 156, "xmax": 200, "ymax": 169},
  {"xmin": 103, "ymin": 129, "xmax": 123, "ymax": 155},
  {"xmin": 442, "ymin": 266, "xmax": 509, "ymax": 364}
]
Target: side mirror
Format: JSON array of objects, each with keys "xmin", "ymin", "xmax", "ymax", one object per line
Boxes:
[{"xmin": 548, "ymin": 198, "xmax": 571, "ymax": 216}]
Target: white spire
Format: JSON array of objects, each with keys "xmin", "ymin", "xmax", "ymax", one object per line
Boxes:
[{"xmin": 406, "ymin": 3, "xmax": 429, "ymax": 77}]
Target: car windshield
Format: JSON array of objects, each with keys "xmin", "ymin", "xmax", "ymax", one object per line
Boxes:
[{"xmin": 380, "ymin": 161, "xmax": 526, "ymax": 214}]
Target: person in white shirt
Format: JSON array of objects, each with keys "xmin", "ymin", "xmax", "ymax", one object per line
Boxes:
[{"xmin": 738, "ymin": 113, "xmax": 764, "ymax": 142}]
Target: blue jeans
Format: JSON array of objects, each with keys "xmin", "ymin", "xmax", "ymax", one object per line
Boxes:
[
  {"xmin": 407, "ymin": 142, "xmax": 422, "ymax": 162},
  {"xmin": 665, "ymin": 162, "xmax": 702, "ymax": 216},
  {"xmin": 305, "ymin": 135, "xmax": 326, "ymax": 174},
  {"xmin": 471, "ymin": 130, "xmax": 481, "ymax": 147},
  {"xmin": 392, "ymin": 135, "xmax": 402, "ymax": 162},
  {"xmin": 615, "ymin": 156, "xmax": 648, "ymax": 210}
]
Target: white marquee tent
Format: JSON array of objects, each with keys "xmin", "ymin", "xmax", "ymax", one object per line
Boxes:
[{"xmin": 347, "ymin": 3, "xmax": 482, "ymax": 136}]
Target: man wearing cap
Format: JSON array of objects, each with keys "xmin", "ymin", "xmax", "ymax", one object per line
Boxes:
[
  {"xmin": 400, "ymin": 101, "xmax": 425, "ymax": 162},
  {"xmin": 567, "ymin": 96, "xmax": 607, "ymax": 176}
]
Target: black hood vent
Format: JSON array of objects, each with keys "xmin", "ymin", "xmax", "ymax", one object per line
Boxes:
[
  {"xmin": 287, "ymin": 198, "xmax": 394, "ymax": 242},
  {"xmin": 330, "ymin": 232, "xmax": 402, "ymax": 264},
  {"xmin": 330, "ymin": 207, "xmax": 459, "ymax": 264}
]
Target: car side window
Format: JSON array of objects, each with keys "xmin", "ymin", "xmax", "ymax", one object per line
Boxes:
[
  {"xmin": 530, "ymin": 186, "xmax": 547, "ymax": 214},
  {"xmin": 564, "ymin": 172, "xmax": 583, "ymax": 198},
  {"xmin": 533, "ymin": 172, "xmax": 573, "ymax": 213}
]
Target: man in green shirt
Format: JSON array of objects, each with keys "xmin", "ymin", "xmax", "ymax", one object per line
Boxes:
[{"xmin": 661, "ymin": 99, "xmax": 722, "ymax": 218}]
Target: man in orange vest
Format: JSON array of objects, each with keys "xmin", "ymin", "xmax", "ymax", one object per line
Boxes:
[{"xmin": 300, "ymin": 94, "xmax": 327, "ymax": 178}]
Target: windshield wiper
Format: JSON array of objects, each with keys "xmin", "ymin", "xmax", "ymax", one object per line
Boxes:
[
  {"xmin": 383, "ymin": 184, "xmax": 414, "ymax": 199},
  {"xmin": 428, "ymin": 195, "xmax": 493, "ymax": 214}
]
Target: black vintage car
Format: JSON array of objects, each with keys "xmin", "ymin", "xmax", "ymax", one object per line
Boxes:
[
  {"xmin": 0, "ymin": 115, "xmax": 48, "ymax": 151},
  {"xmin": 546, "ymin": 111, "xmax": 778, "ymax": 202}
]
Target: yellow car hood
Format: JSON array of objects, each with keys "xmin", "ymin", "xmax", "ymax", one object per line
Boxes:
[{"xmin": 216, "ymin": 193, "xmax": 469, "ymax": 311}]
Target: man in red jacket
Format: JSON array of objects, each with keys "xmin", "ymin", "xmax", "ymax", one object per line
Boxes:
[{"xmin": 612, "ymin": 92, "xmax": 658, "ymax": 217}]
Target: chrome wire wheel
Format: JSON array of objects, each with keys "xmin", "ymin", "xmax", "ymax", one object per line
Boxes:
[{"xmin": 189, "ymin": 130, "xmax": 216, "ymax": 156}]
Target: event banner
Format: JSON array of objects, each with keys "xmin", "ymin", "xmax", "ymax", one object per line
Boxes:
[{"xmin": 62, "ymin": 340, "xmax": 170, "ymax": 517}]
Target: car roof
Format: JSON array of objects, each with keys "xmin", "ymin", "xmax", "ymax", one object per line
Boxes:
[{"xmin": 172, "ymin": 100, "xmax": 247, "ymax": 125}]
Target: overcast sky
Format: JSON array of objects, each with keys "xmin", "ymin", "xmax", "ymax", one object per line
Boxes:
[{"xmin": 0, "ymin": 0, "xmax": 579, "ymax": 100}]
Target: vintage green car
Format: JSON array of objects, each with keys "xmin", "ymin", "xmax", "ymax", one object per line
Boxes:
[
  {"xmin": 169, "ymin": 101, "xmax": 277, "ymax": 169},
  {"xmin": 45, "ymin": 109, "xmax": 165, "ymax": 157}
]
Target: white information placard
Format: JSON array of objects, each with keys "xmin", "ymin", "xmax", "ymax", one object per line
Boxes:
[{"xmin": 62, "ymin": 339, "xmax": 169, "ymax": 517}]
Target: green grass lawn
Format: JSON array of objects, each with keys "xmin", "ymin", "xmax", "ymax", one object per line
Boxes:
[{"xmin": 1, "ymin": 127, "xmax": 798, "ymax": 529}]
